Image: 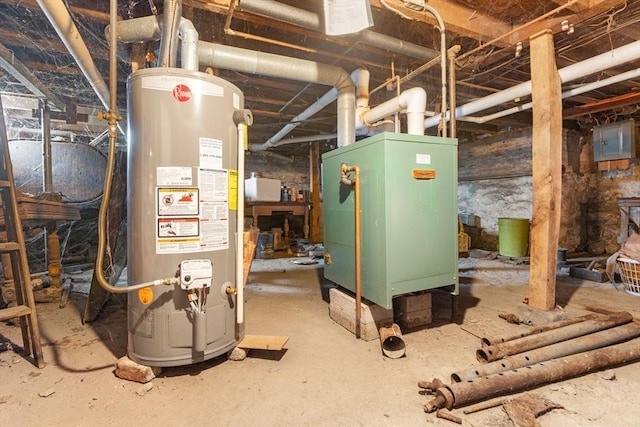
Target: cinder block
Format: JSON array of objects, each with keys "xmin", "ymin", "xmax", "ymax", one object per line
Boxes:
[
  {"xmin": 393, "ymin": 292, "xmax": 432, "ymax": 314},
  {"xmin": 431, "ymin": 289, "xmax": 457, "ymax": 320},
  {"xmin": 396, "ymin": 309, "xmax": 432, "ymax": 330},
  {"xmin": 329, "ymin": 288, "xmax": 393, "ymax": 341}
]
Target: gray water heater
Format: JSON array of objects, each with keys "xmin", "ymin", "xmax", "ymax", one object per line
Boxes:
[{"xmin": 127, "ymin": 68, "xmax": 244, "ymax": 367}]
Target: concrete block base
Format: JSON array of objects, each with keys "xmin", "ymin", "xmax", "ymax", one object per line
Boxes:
[
  {"xmin": 329, "ymin": 288, "xmax": 393, "ymax": 341},
  {"xmin": 394, "ymin": 292, "xmax": 433, "ymax": 330}
]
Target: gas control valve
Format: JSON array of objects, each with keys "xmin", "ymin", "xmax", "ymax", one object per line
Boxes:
[{"xmin": 179, "ymin": 259, "xmax": 213, "ymax": 290}]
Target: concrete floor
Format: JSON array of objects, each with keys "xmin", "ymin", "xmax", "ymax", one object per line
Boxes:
[{"xmin": 1, "ymin": 256, "xmax": 639, "ymax": 426}]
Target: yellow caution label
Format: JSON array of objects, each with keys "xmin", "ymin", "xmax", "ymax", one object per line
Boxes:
[
  {"xmin": 229, "ymin": 169, "xmax": 238, "ymax": 210},
  {"xmin": 138, "ymin": 287, "xmax": 154, "ymax": 305}
]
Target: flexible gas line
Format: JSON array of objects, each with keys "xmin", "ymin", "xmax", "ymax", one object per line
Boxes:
[{"xmin": 91, "ymin": 0, "xmax": 180, "ymax": 294}]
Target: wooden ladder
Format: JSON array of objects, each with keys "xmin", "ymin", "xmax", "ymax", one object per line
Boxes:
[{"xmin": 0, "ymin": 94, "xmax": 44, "ymax": 368}]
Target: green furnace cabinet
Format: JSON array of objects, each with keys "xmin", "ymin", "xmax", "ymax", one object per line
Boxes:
[{"xmin": 322, "ymin": 132, "xmax": 458, "ymax": 309}]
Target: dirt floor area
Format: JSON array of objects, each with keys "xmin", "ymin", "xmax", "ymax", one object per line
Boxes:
[{"xmin": 1, "ymin": 255, "xmax": 639, "ymax": 427}]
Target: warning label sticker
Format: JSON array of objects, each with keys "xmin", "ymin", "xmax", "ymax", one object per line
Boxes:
[
  {"xmin": 157, "ymin": 188, "xmax": 199, "ymax": 216},
  {"xmin": 157, "ymin": 218, "xmax": 199, "ymax": 238}
]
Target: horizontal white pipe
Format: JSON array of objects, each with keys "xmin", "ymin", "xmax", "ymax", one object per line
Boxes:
[
  {"xmin": 425, "ymin": 39, "xmax": 640, "ymax": 128},
  {"xmin": 459, "ymin": 67, "xmax": 640, "ymax": 124},
  {"xmin": 361, "ymin": 87, "xmax": 426, "ymax": 135}
]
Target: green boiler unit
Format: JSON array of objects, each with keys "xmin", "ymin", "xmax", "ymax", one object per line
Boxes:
[{"xmin": 322, "ymin": 132, "xmax": 458, "ymax": 309}]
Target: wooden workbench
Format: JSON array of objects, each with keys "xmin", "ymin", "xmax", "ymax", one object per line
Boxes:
[{"xmin": 245, "ymin": 201, "xmax": 310, "ymax": 239}]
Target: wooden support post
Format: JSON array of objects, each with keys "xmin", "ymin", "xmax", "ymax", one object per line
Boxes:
[
  {"xmin": 309, "ymin": 143, "xmax": 323, "ymax": 243},
  {"xmin": 528, "ymin": 30, "xmax": 562, "ymax": 311}
]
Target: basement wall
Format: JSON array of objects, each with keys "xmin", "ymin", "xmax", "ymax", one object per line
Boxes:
[{"xmin": 458, "ymin": 127, "xmax": 639, "ymax": 254}]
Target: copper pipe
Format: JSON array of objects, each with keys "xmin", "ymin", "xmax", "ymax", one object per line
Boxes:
[{"xmin": 341, "ymin": 163, "xmax": 361, "ymax": 339}]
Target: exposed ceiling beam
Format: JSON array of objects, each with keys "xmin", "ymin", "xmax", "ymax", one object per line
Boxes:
[
  {"xmin": 0, "ymin": 42, "xmax": 66, "ymax": 110},
  {"xmin": 369, "ymin": 0, "xmax": 513, "ymax": 46},
  {"xmin": 547, "ymin": 0, "xmax": 590, "ymax": 12},
  {"xmin": 507, "ymin": 0, "xmax": 631, "ymax": 46},
  {"xmin": 563, "ymin": 91, "xmax": 640, "ymax": 118}
]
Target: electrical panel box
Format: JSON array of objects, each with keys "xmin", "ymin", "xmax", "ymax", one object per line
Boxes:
[
  {"xmin": 322, "ymin": 132, "xmax": 458, "ymax": 309},
  {"xmin": 593, "ymin": 119, "xmax": 636, "ymax": 162}
]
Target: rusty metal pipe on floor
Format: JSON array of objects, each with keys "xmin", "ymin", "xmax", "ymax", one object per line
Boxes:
[
  {"xmin": 481, "ymin": 313, "xmax": 599, "ymax": 347},
  {"xmin": 425, "ymin": 337, "xmax": 640, "ymax": 412},
  {"xmin": 454, "ymin": 321, "xmax": 640, "ymax": 382},
  {"xmin": 477, "ymin": 312, "xmax": 632, "ymax": 362},
  {"xmin": 379, "ymin": 323, "xmax": 406, "ymax": 358}
]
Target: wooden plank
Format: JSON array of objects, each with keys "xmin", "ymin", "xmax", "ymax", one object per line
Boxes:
[
  {"xmin": 0, "ymin": 304, "xmax": 31, "ymax": 322},
  {"xmin": 309, "ymin": 143, "xmax": 323, "ymax": 243},
  {"xmin": 238, "ymin": 335, "xmax": 289, "ymax": 351},
  {"xmin": 528, "ymin": 30, "xmax": 563, "ymax": 311}
]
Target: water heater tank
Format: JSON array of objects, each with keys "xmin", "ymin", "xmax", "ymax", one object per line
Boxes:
[{"xmin": 127, "ymin": 68, "xmax": 244, "ymax": 367}]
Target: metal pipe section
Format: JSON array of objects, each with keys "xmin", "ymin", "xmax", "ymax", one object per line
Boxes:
[
  {"xmin": 179, "ymin": 18, "xmax": 199, "ymax": 71},
  {"xmin": 454, "ymin": 321, "xmax": 640, "ymax": 382},
  {"xmin": 159, "ymin": 0, "xmax": 181, "ymax": 67},
  {"xmin": 477, "ymin": 312, "xmax": 633, "ymax": 362},
  {"xmin": 238, "ymin": 0, "xmax": 439, "ymax": 61},
  {"xmin": 341, "ymin": 163, "xmax": 361, "ymax": 338},
  {"xmin": 36, "ymin": 0, "xmax": 110, "ymax": 111},
  {"xmin": 481, "ymin": 314, "xmax": 598, "ymax": 347},
  {"xmin": 40, "ymin": 102, "xmax": 52, "ymax": 193},
  {"xmin": 360, "ymin": 87, "xmax": 426, "ymax": 135},
  {"xmin": 425, "ymin": 337, "xmax": 640, "ymax": 412},
  {"xmin": 425, "ymin": 39, "xmax": 640, "ymax": 129},
  {"xmin": 380, "ymin": 323, "xmax": 406, "ymax": 358},
  {"xmin": 198, "ymin": 41, "xmax": 355, "ymax": 147}
]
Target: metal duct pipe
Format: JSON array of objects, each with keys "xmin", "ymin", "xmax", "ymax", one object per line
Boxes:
[
  {"xmin": 36, "ymin": 0, "xmax": 110, "ymax": 110},
  {"xmin": 238, "ymin": 0, "xmax": 439, "ymax": 61},
  {"xmin": 106, "ymin": 15, "xmax": 198, "ymax": 71},
  {"xmin": 111, "ymin": 16, "xmax": 355, "ymax": 145},
  {"xmin": 179, "ymin": 18, "xmax": 199, "ymax": 71},
  {"xmin": 159, "ymin": 0, "xmax": 181, "ymax": 67},
  {"xmin": 425, "ymin": 337, "xmax": 640, "ymax": 412},
  {"xmin": 454, "ymin": 321, "xmax": 640, "ymax": 382},
  {"xmin": 481, "ymin": 314, "xmax": 598, "ymax": 347},
  {"xmin": 477, "ymin": 312, "xmax": 633, "ymax": 363},
  {"xmin": 360, "ymin": 87, "xmax": 426, "ymax": 135},
  {"xmin": 197, "ymin": 42, "xmax": 355, "ymax": 147},
  {"xmin": 459, "ymin": 67, "xmax": 640, "ymax": 125},
  {"xmin": 425, "ymin": 39, "xmax": 640, "ymax": 129},
  {"xmin": 257, "ymin": 68, "xmax": 367, "ymax": 151}
]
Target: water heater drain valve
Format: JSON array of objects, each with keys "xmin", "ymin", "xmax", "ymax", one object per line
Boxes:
[{"xmin": 179, "ymin": 259, "xmax": 213, "ymax": 290}]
